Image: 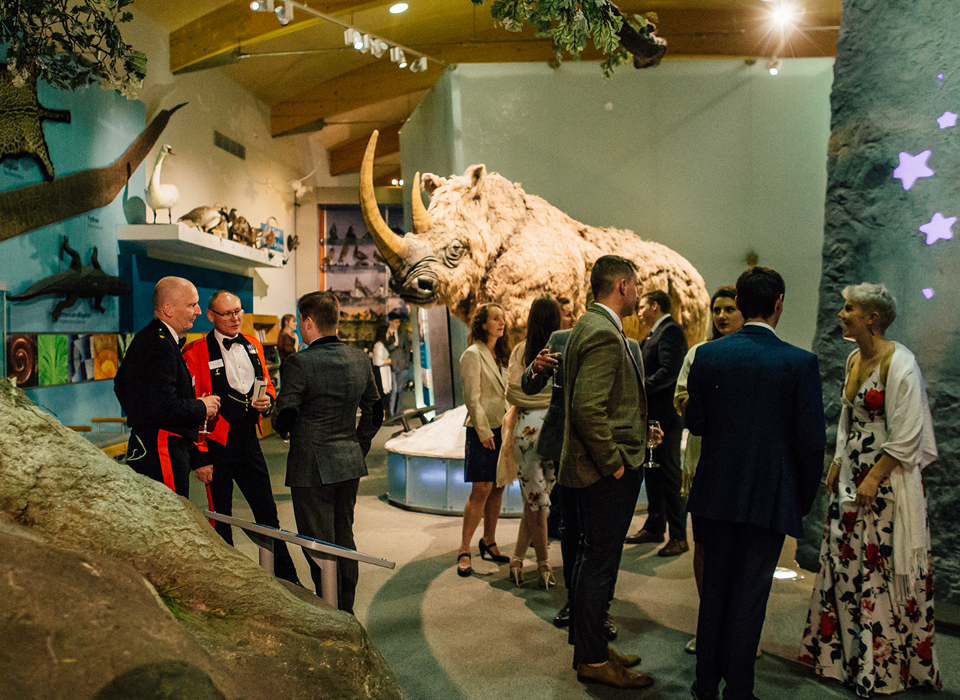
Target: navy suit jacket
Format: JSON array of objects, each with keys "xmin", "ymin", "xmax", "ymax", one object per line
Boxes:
[
  {"xmin": 685, "ymin": 325, "xmax": 826, "ymax": 538},
  {"xmin": 640, "ymin": 315, "xmax": 687, "ymax": 422}
]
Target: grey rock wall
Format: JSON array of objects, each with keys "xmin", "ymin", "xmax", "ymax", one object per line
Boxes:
[{"xmin": 800, "ymin": 0, "xmax": 960, "ymax": 605}]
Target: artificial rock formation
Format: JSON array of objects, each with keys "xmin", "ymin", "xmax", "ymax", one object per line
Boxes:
[
  {"xmin": 0, "ymin": 380, "xmax": 401, "ymax": 699},
  {"xmin": 803, "ymin": 0, "xmax": 960, "ymax": 605}
]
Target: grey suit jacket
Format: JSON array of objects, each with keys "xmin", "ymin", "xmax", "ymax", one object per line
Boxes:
[
  {"xmin": 559, "ymin": 306, "xmax": 648, "ymax": 489},
  {"xmin": 523, "ymin": 329, "xmax": 643, "ymax": 463},
  {"xmin": 274, "ymin": 336, "xmax": 382, "ymax": 487}
]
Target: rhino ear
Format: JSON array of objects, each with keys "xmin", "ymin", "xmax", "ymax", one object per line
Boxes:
[
  {"xmin": 421, "ymin": 173, "xmax": 445, "ymax": 195},
  {"xmin": 466, "ymin": 164, "xmax": 486, "ymax": 199}
]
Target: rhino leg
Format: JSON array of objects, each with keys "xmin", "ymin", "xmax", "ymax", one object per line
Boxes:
[{"xmin": 51, "ymin": 294, "xmax": 79, "ymax": 321}]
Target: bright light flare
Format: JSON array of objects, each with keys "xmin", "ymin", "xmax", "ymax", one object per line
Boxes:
[
  {"xmin": 389, "ymin": 3, "xmax": 409, "ymax": 13},
  {"xmin": 771, "ymin": 3, "xmax": 801, "ymax": 27}
]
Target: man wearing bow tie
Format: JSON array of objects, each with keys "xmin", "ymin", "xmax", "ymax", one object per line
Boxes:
[
  {"xmin": 115, "ymin": 277, "xmax": 220, "ymax": 498},
  {"xmin": 183, "ymin": 290, "xmax": 301, "ymax": 585}
]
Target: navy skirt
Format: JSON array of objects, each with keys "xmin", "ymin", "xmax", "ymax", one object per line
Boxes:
[{"xmin": 463, "ymin": 426, "xmax": 503, "ymax": 483}]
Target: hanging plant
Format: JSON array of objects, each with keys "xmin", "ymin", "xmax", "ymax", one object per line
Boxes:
[
  {"xmin": 471, "ymin": 0, "xmax": 666, "ymax": 77},
  {"xmin": 0, "ymin": 0, "xmax": 147, "ymax": 98}
]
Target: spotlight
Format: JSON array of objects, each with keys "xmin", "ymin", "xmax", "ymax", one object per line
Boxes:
[
  {"xmin": 767, "ymin": 59, "xmax": 781, "ymax": 76},
  {"xmin": 344, "ymin": 28, "xmax": 362, "ymax": 49},
  {"xmin": 370, "ymin": 38, "xmax": 388, "ymax": 59},
  {"xmin": 391, "ymin": 178, "xmax": 399, "ymax": 186},
  {"xmin": 770, "ymin": 2, "xmax": 800, "ymax": 27},
  {"xmin": 275, "ymin": 1, "xmax": 293, "ymax": 25},
  {"xmin": 250, "ymin": 0, "xmax": 274, "ymax": 10},
  {"xmin": 390, "ymin": 46, "xmax": 407, "ymax": 68},
  {"xmin": 358, "ymin": 33, "xmax": 371, "ymax": 53},
  {"xmin": 409, "ymin": 56, "xmax": 428, "ymax": 73},
  {"xmin": 389, "ymin": 3, "xmax": 408, "ymax": 13}
]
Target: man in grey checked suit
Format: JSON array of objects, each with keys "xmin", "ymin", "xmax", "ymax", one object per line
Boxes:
[{"xmin": 273, "ymin": 291, "xmax": 382, "ymax": 613}]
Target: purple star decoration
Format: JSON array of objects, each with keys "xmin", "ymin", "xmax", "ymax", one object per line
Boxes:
[
  {"xmin": 919, "ymin": 212, "xmax": 956, "ymax": 245},
  {"xmin": 938, "ymin": 111, "xmax": 958, "ymax": 129},
  {"xmin": 893, "ymin": 150, "xmax": 935, "ymax": 190}
]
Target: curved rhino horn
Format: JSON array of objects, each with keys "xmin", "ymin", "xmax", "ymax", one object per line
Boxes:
[
  {"xmin": 411, "ymin": 172, "xmax": 432, "ymax": 234},
  {"xmin": 360, "ymin": 131, "xmax": 408, "ymax": 270}
]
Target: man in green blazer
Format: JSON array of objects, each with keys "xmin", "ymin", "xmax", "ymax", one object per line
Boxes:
[{"xmin": 559, "ymin": 255, "xmax": 654, "ymax": 689}]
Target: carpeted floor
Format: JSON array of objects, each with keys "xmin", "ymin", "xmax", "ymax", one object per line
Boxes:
[{"xmin": 189, "ymin": 417, "xmax": 959, "ymax": 700}]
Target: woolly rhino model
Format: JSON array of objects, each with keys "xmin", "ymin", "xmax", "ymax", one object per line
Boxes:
[{"xmin": 360, "ymin": 131, "xmax": 710, "ymax": 347}]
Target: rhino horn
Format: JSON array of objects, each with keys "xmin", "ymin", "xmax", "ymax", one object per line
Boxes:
[
  {"xmin": 360, "ymin": 130, "xmax": 408, "ymax": 270},
  {"xmin": 411, "ymin": 172, "xmax": 432, "ymax": 234}
]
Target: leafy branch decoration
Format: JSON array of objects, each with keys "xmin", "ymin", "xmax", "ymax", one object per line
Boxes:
[
  {"xmin": 471, "ymin": 0, "xmax": 666, "ymax": 77},
  {"xmin": 0, "ymin": 0, "xmax": 147, "ymax": 98}
]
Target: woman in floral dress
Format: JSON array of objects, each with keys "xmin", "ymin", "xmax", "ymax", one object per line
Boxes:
[
  {"xmin": 503, "ymin": 296, "xmax": 562, "ymax": 588},
  {"xmin": 800, "ymin": 283, "xmax": 941, "ymax": 696}
]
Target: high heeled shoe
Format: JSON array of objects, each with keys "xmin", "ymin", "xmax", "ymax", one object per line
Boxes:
[
  {"xmin": 509, "ymin": 558, "xmax": 524, "ymax": 587},
  {"xmin": 457, "ymin": 552, "xmax": 473, "ymax": 577},
  {"xmin": 479, "ymin": 538, "xmax": 510, "ymax": 563},
  {"xmin": 538, "ymin": 560, "xmax": 556, "ymax": 589}
]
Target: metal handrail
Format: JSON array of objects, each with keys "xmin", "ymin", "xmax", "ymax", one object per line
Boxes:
[{"xmin": 204, "ymin": 510, "xmax": 395, "ymax": 607}]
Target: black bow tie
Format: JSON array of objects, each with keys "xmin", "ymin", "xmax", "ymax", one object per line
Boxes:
[
  {"xmin": 223, "ymin": 336, "xmax": 244, "ymax": 350},
  {"xmin": 177, "ymin": 337, "xmax": 185, "ymax": 350}
]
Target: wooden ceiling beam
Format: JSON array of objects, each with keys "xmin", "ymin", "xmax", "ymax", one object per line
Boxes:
[
  {"xmin": 168, "ymin": 0, "xmax": 376, "ymax": 74},
  {"xmin": 329, "ymin": 123, "xmax": 402, "ymax": 175},
  {"xmin": 271, "ymin": 60, "xmax": 444, "ymax": 137}
]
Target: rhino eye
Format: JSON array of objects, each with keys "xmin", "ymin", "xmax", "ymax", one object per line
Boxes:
[{"xmin": 443, "ymin": 240, "xmax": 467, "ymax": 268}]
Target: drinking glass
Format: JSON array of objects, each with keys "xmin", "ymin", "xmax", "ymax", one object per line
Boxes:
[{"xmin": 644, "ymin": 420, "xmax": 660, "ymax": 469}]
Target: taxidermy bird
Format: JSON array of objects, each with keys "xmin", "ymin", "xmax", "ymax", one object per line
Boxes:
[
  {"xmin": 354, "ymin": 278, "xmax": 374, "ymax": 297},
  {"xmin": 286, "ymin": 234, "xmax": 300, "ymax": 251},
  {"xmin": 345, "ymin": 225, "xmax": 356, "ymax": 241},
  {"xmin": 327, "ymin": 223, "xmax": 338, "ymax": 241},
  {"xmin": 146, "ymin": 144, "xmax": 179, "ymax": 223},
  {"xmin": 323, "ymin": 247, "xmax": 335, "ymax": 266},
  {"xmin": 337, "ymin": 244, "xmax": 350, "ymax": 265},
  {"xmin": 178, "ymin": 204, "xmax": 224, "ymax": 233},
  {"xmin": 228, "ymin": 209, "xmax": 256, "ymax": 246},
  {"xmin": 353, "ymin": 248, "xmax": 370, "ymax": 266}
]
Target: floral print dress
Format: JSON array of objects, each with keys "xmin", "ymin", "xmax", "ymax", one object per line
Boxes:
[
  {"xmin": 513, "ymin": 407, "xmax": 555, "ymax": 509},
  {"xmin": 799, "ymin": 365, "xmax": 941, "ymax": 696}
]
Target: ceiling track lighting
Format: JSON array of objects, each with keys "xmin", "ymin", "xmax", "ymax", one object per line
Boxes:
[
  {"xmin": 766, "ymin": 59, "xmax": 782, "ymax": 76},
  {"xmin": 253, "ymin": 1, "xmax": 441, "ymax": 72}
]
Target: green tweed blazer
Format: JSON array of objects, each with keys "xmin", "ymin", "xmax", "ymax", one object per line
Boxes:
[{"xmin": 559, "ymin": 305, "xmax": 647, "ymax": 488}]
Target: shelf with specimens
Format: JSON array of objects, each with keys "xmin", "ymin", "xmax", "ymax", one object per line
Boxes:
[{"xmin": 321, "ymin": 204, "xmax": 403, "ymax": 353}]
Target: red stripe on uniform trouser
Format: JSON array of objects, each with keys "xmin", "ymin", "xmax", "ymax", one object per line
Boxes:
[
  {"xmin": 156, "ymin": 429, "xmax": 175, "ymax": 492},
  {"xmin": 206, "ymin": 483, "xmax": 216, "ymax": 528}
]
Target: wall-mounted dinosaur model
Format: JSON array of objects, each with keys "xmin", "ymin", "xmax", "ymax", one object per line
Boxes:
[
  {"xmin": 8, "ymin": 236, "xmax": 132, "ymax": 321},
  {"xmin": 0, "ymin": 103, "xmax": 186, "ymax": 243}
]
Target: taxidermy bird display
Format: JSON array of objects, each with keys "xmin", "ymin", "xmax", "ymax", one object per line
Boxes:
[
  {"xmin": 228, "ymin": 208, "xmax": 256, "ymax": 246},
  {"xmin": 177, "ymin": 204, "xmax": 224, "ymax": 233},
  {"xmin": 8, "ymin": 237, "xmax": 132, "ymax": 321},
  {"xmin": 145, "ymin": 144, "xmax": 179, "ymax": 223}
]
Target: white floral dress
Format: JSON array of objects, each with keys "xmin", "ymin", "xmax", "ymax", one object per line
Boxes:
[{"xmin": 799, "ymin": 365, "xmax": 941, "ymax": 696}]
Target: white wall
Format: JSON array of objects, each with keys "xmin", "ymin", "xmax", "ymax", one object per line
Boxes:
[
  {"xmin": 126, "ymin": 10, "xmax": 312, "ymax": 318},
  {"xmin": 403, "ymin": 59, "xmax": 835, "ymax": 349}
]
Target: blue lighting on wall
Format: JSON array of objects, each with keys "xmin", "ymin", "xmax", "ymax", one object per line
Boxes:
[
  {"xmin": 922, "ymin": 288, "xmax": 935, "ymax": 299},
  {"xmin": 893, "ymin": 150, "xmax": 934, "ymax": 190},
  {"xmin": 919, "ymin": 213, "xmax": 955, "ymax": 245}
]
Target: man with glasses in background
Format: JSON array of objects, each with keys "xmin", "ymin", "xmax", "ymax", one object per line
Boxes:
[{"xmin": 183, "ymin": 290, "xmax": 302, "ymax": 585}]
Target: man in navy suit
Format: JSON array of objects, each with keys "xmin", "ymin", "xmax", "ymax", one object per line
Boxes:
[{"xmin": 685, "ymin": 266, "xmax": 825, "ymax": 700}]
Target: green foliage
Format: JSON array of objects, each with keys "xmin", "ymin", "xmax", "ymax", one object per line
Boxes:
[
  {"xmin": 475, "ymin": 0, "xmax": 623, "ymax": 63},
  {"xmin": 0, "ymin": 0, "xmax": 147, "ymax": 98}
]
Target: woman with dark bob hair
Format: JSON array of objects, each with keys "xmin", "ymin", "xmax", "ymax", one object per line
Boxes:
[
  {"xmin": 800, "ymin": 283, "xmax": 941, "ymax": 695},
  {"xmin": 456, "ymin": 303, "xmax": 510, "ymax": 576}
]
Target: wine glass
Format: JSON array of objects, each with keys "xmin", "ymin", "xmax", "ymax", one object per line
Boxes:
[{"xmin": 644, "ymin": 420, "xmax": 660, "ymax": 469}]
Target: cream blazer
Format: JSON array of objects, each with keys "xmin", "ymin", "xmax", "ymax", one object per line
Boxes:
[{"xmin": 460, "ymin": 342, "xmax": 507, "ymax": 442}]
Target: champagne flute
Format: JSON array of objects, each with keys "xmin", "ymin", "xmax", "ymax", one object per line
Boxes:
[{"xmin": 644, "ymin": 420, "xmax": 660, "ymax": 469}]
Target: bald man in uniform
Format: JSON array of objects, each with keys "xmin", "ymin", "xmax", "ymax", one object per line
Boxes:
[{"xmin": 115, "ymin": 277, "xmax": 220, "ymax": 497}]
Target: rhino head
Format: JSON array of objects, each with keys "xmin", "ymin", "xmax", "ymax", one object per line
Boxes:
[{"xmin": 360, "ymin": 131, "xmax": 515, "ymax": 322}]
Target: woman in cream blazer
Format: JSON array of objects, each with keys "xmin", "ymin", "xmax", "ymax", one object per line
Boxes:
[{"xmin": 456, "ymin": 303, "xmax": 510, "ymax": 577}]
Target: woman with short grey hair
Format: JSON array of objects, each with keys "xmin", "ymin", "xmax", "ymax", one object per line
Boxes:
[{"xmin": 800, "ymin": 282, "xmax": 941, "ymax": 695}]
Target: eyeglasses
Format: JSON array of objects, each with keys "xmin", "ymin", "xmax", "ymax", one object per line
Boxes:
[{"xmin": 210, "ymin": 308, "xmax": 244, "ymax": 319}]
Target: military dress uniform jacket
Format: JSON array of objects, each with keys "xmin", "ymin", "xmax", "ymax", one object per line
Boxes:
[
  {"xmin": 114, "ymin": 317, "xmax": 206, "ymax": 444},
  {"xmin": 182, "ymin": 332, "xmax": 276, "ymax": 448}
]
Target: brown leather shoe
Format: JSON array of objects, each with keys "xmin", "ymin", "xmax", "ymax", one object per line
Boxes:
[
  {"xmin": 577, "ymin": 661, "xmax": 654, "ymax": 689},
  {"xmin": 625, "ymin": 529, "xmax": 664, "ymax": 544},
  {"xmin": 658, "ymin": 539, "xmax": 690, "ymax": 557},
  {"xmin": 608, "ymin": 646, "xmax": 641, "ymax": 668}
]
